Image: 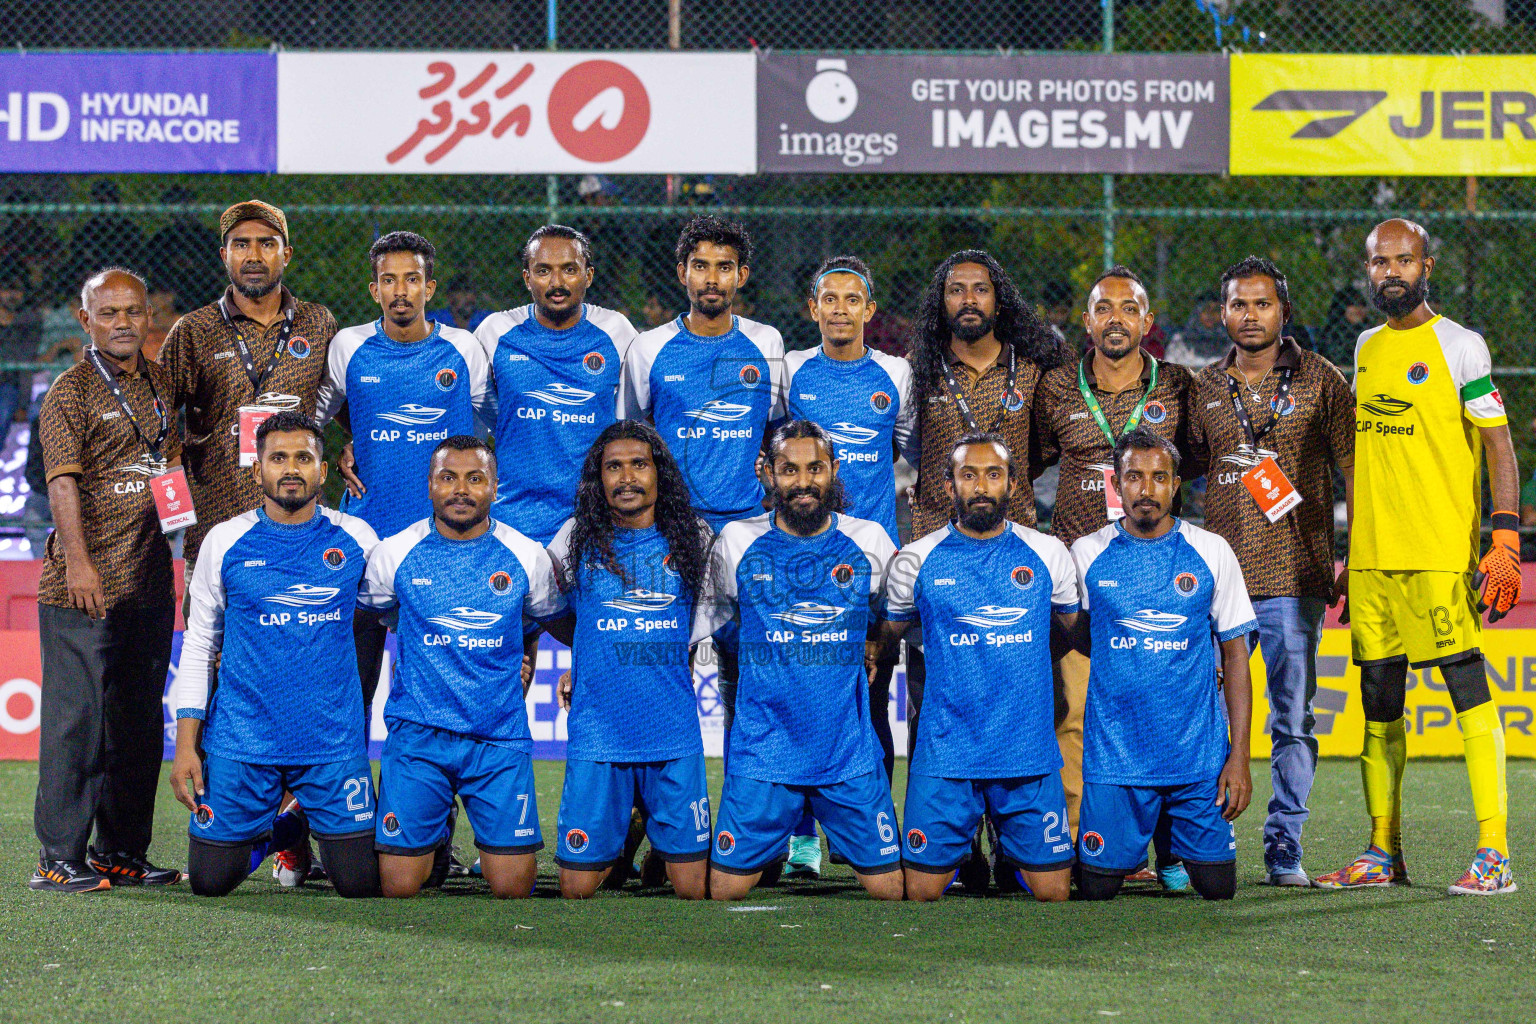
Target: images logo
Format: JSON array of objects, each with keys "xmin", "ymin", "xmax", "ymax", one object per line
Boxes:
[
  {"xmin": 263, "ymin": 584, "xmax": 342, "ymax": 607},
  {"xmin": 823, "ymin": 422, "xmax": 879, "ymax": 446},
  {"xmin": 524, "ymin": 382, "xmax": 596, "ymax": 406},
  {"xmin": 377, "ymin": 403, "xmax": 448, "ymax": 425},
  {"xmin": 583, "ymin": 351, "xmax": 606, "ymax": 375},
  {"xmin": 770, "ymin": 602, "xmax": 847, "ymax": 627},
  {"xmin": 805, "ymin": 58, "xmax": 858, "ymax": 124},
  {"xmin": 1113, "ymin": 609, "xmax": 1189, "ymax": 632},
  {"xmin": 1010, "ymin": 566, "xmax": 1034, "ymax": 590},
  {"xmin": 435, "ymin": 368, "xmax": 458, "ymax": 392},
  {"xmin": 956, "ymin": 606, "xmax": 1030, "ymax": 629},
  {"xmin": 322, "ymin": 548, "xmax": 347, "ymax": 570},
  {"xmin": 1360, "ymin": 394, "xmax": 1413, "ymax": 417},
  {"xmin": 682, "ymin": 400, "xmax": 752, "ymax": 423},
  {"xmin": 1407, "ymin": 362, "xmax": 1430, "ymax": 384},
  {"xmin": 426, "ymin": 607, "xmax": 504, "ymax": 630},
  {"xmin": 603, "ymin": 589, "xmax": 678, "ymax": 613}
]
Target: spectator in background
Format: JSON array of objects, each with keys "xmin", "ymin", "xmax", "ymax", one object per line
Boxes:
[
  {"xmin": 1316, "ymin": 286, "xmax": 1372, "ymax": 370},
  {"xmin": 1040, "ymin": 279, "xmax": 1074, "ymax": 345},
  {"xmin": 641, "ymin": 293, "xmax": 675, "ymax": 329},
  {"xmin": 143, "ymin": 287, "xmax": 179, "ymax": 362},
  {"xmin": 0, "ymin": 187, "xmax": 59, "ymax": 293},
  {"xmin": 427, "ymin": 273, "xmax": 491, "ymax": 332},
  {"xmin": 1164, "ymin": 289, "xmax": 1228, "ymax": 369},
  {"xmin": 145, "ymin": 186, "xmax": 223, "ymax": 313},
  {"xmin": 36, "ymin": 295, "xmax": 85, "ymax": 365},
  {"xmin": 0, "ymin": 261, "xmax": 44, "ymax": 437},
  {"xmin": 63, "ymin": 181, "xmax": 146, "ymax": 293}
]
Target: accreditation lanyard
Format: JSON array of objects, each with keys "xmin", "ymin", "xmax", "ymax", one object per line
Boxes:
[
  {"xmin": 1224, "ymin": 365, "xmax": 1296, "ymax": 449},
  {"xmin": 1076, "ymin": 352, "xmax": 1159, "ymax": 445},
  {"xmin": 88, "ymin": 346, "xmax": 169, "ymax": 462},
  {"xmin": 939, "ymin": 345, "xmax": 1016, "ymax": 433},
  {"xmin": 233, "ymin": 307, "xmax": 295, "ymax": 393}
]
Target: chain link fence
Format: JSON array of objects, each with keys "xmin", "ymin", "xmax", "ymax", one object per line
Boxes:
[{"xmin": 3, "ymin": 1, "xmax": 1536, "ymax": 539}]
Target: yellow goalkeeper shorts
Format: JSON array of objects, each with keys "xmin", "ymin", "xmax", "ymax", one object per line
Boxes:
[{"xmin": 1349, "ymin": 568, "xmax": 1482, "ymax": 669}]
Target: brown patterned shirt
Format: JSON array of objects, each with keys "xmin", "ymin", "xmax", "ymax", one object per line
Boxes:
[
  {"xmin": 909, "ymin": 345, "xmax": 1044, "ymax": 541},
  {"xmin": 38, "ymin": 352, "xmax": 184, "ymax": 609},
  {"xmin": 1035, "ymin": 350, "xmax": 1196, "ymax": 549},
  {"xmin": 157, "ymin": 286, "xmax": 336, "ymax": 559},
  {"xmin": 1188, "ymin": 340, "xmax": 1354, "ymax": 600}
]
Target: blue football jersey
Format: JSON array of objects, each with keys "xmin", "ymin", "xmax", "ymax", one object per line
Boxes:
[
  {"xmin": 476, "ymin": 304, "xmax": 638, "ymax": 545},
  {"xmin": 174, "ymin": 507, "xmax": 379, "ymax": 765},
  {"xmin": 1071, "ymin": 519, "xmax": 1257, "ymax": 786},
  {"xmin": 546, "ymin": 517, "xmax": 706, "ymax": 762},
  {"xmin": 361, "ymin": 518, "xmax": 566, "ymax": 747},
  {"xmin": 781, "ymin": 346, "xmax": 916, "ymax": 545},
  {"xmin": 315, "ymin": 319, "xmax": 491, "ymax": 540},
  {"xmin": 883, "ymin": 522, "xmax": 1079, "ymax": 779},
  {"xmin": 692, "ymin": 511, "xmax": 897, "ymax": 786},
  {"xmin": 619, "ymin": 315, "xmax": 785, "ymax": 518}
]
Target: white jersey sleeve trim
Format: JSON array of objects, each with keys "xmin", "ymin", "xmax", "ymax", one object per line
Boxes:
[
  {"xmin": 174, "ymin": 512, "xmax": 260, "ymax": 719},
  {"xmin": 587, "ymin": 304, "xmax": 640, "ymax": 364},
  {"xmin": 1011, "ymin": 522, "xmax": 1080, "ymax": 613},
  {"xmin": 1432, "ymin": 316, "xmax": 1507, "ymax": 425},
  {"xmin": 493, "ymin": 520, "xmax": 567, "ymax": 626},
  {"xmin": 779, "ymin": 347, "xmax": 818, "ymax": 423},
  {"xmin": 872, "ymin": 350, "xmax": 918, "ymax": 466},
  {"xmin": 313, "ymin": 323, "xmax": 371, "ymax": 428},
  {"xmin": 833, "ymin": 512, "xmax": 898, "ymax": 607},
  {"xmin": 739, "ymin": 317, "xmax": 788, "ymax": 422},
  {"xmin": 1350, "ymin": 324, "xmax": 1385, "ymax": 395},
  {"xmin": 883, "ymin": 524, "xmax": 949, "ymax": 623},
  {"xmin": 1069, "ymin": 523, "xmax": 1119, "ymax": 612},
  {"xmin": 690, "ymin": 514, "xmax": 772, "ymax": 644},
  {"xmin": 1178, "ymin": 520, "xmax": 1257, "ymax": 640},
  {"xmin": 320, "ymin": 506, "xmax": 382, "ymax": 561},
  {"xmin": 440, "ymin": 324, "xmax": 494, "ymax": 426},
  {"xmin": 619, "ymin": 321, "xmax": 678, "ymax": 420},
  {"xmin": 359, "ymin": 519, "xmax": 432, "ymax": 612},
  {"xmin": 473, "ymin": 308, "xmax": 529, "ymax": 425}
]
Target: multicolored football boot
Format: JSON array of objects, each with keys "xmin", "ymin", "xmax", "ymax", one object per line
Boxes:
[
  {"xmin": 1312, "ymin": 844, "xmax": 1410, "ymax": 889},
  {"xmin": 1448, "ymin": 848, "xmax": 1517, "ymax": 896}
]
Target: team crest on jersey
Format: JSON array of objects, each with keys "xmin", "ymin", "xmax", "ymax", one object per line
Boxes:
[
  {"xmin": 1143, "ymin": 400, "xmax": 1167, "ymax": 424},
  {"xmin": 1407, "ymin": 362, "xmax": 1430, "ymax": 385},
  {"xmin": 381, "ymin": 813, "xmax": 402, "ymax": 838},
  {"xmin": 716, "ymin": 831, "xmax": 736, "ymax": 855},
  {"xmin": 582, "ymin": 351, "xmax": 606, "ymax": 375},
  {"xmin": 1004, "ymin": 388, "xmax": 1027, "ymax": 413},
  {"xmin": 906, "ymin": 828, "xmax": 928, "ymax": 854},
  {"xmin": 435, "ymin": 368, "xmax": 458, "ymax": 392},
  {"xmin": 830, "ymin": 563, "xmax": 855, "ymax": 588},
  {"xmin": 1081, "ymin": 831, "xmax": 1104, "ymax": 856},
  {"xmin": 1010, "ymin": 566, "xmax": 1034, "ymax": 590},
  {"xmin": 565, "ymin": 829, "xmax": 589, "ymax": 852},
  {"xmin": 1173, "ymin": 572, "xmax": 1198, "ymax": 596},
  {"xmin": 1271, "ymin": 393, "xmax": 1296, "ymax": 416},
  {"xmin": 489, "ymin": 571, "xmax": 513, "ymax": 595},
  {"xmin": 662, "ymin": 554, "xmax": 680, "ymax": 577},
  {"xmin": 738, "ymin": 365, "xmax": 762, "ymax": 388},
  {"xmin": 194, "ymin": 804, "xmax": 214, "ymax": 828},
  {"xmin": 870, "ymin": 390, "xmax": 891, "ymax": 413},
  {"xmin": 287, "ymin": 336, "xmax": 310, "ymax": 359},
  {"xmin": 322, "ymin": 548, "xmax": 347, "ymax": 570}
]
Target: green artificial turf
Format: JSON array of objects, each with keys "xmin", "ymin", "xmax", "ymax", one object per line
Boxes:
[{"xmin": 1, "ymin": 759, "xmax": 1532, "ymax": 1023}]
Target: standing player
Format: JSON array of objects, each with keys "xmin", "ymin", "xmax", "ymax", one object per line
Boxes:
[
  {"xmin": 168, "ymin": 412, "xmax": 380, "ymax": 898},
  {"xmin": 882, "ymin": 434, "xmax": 1079, "ymax": 902},
  {"xmin": 1035, "ymin": 266, "xmax": 1197, "ymax": 886},
  {"xmin": 361, "ymin": 436, "xmax": 564, "ymax": 899},
  {"xmin": 1315, "ymin": 219, "xmax": 1520, "ymax": 895},
  {"xmin": 694, "ymin": 421, "xmax": 902, "ymax": 901},
  {"xmin": 1069, "ymin": 428, "xmax": 1256, "ymax": 901},
  {"xmin": 314, "ymin": 231, "xmax": 492, "ymax": 731},
  {"xmin": 544, "ymin": 421, "xmax": 713, "ymax": 899},
  {"xmin": 476, "ymin": 225, "xmax": 639, "ymax": 545},
  {"xmin": 158, "ymin": 201, "xmax": 338, "ymax": 576},
  {"xmin": 1187, "ymin": 256, "xmax": 1355, "ymax": 886},
  {"xmin": 777, "ymin": 255, "xmax": 915, "ymax": 876},
  {"xmin": 620, "ymin": 216, "xmax": 785, "ymax": 531}
]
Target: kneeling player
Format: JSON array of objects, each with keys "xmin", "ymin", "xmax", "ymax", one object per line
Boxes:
[
  {"xmin": 694, "ymin": 421, "xmax": 902, "ymax": 901},
  {"xmin": 882, "ymin": 434, "xmax": 1078, "ymax": 902},
  {"xmin": 362, "ymin": 437, "xmax": 564, "ymax": 898},
  {"xmin": 170, "ymin": 413, "xmax": 381, "ymax": 898},
  {"xmin": 1068, "ymin": 428, "xmax": 1256, "ymax": 901},
  {"xmin": 544, "ymin": 422, "xmax": 713, "ymax": 899}
]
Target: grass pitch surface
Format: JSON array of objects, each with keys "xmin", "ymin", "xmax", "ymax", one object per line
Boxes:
[{"xmin": 1, "ymin": 759, "xmax": 1533, "ymax": 1023}]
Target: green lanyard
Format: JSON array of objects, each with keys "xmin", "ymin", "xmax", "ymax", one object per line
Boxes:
[{"xmin": 1076, "ymin": 352, "xmax": 1159, "ymax": 445}]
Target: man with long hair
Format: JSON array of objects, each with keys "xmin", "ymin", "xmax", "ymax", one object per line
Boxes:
[{"xmin": 542, "ymin": 421, "xmax": 713, "ymax": 899}]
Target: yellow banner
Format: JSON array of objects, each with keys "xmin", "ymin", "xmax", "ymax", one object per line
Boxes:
[
  {"xmin": 1249, "ymin": 629, "xmax": 1536, "ymax": 757},
  {"xmin": 1230, "ymin": 54, "xmax": 1536, "ymax": 176}
]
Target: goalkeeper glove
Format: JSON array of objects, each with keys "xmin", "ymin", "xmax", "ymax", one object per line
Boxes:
[{"xmin": 1475, "ymin": 512, "xmax": 1522, "ymax": 623}]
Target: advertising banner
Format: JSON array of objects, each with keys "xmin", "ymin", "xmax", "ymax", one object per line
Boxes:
[
  {"xmin": 277, "ymin": 52, "xmax": 755, "ymax": 174},
  {"xmin": 758, "ymin": 52, "xmax": 1228, "ymax": 174},
  {"xmin": 1231, "ymin": 53, "xmax": 1536, "ymax": 176},
  {"xmin": 0, "ymin": 52, "xmax": 277, "ymax": 173}
]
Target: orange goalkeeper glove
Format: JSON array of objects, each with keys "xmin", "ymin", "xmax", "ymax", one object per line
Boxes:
[{"xmin": 1475, "ymin": 512, "xmax": 1522, "ymax": 623}]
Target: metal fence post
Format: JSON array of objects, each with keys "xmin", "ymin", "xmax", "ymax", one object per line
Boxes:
[
  {"xmin": 546, "ymin": 0, "xmax": 559, "ymax": 225},
  {"xmin": 1101, "ymin": 0, "xmax": 1116, "ymax": 270}
]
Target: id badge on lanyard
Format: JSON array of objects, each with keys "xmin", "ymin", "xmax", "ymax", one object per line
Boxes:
[
  {"xmin": 233, "ymin": 312, "xmax": 296, "ymax": 466},
  {"xmin": 88, "ymin": 347, "xmax": 194, "ymax": 534},
  {"xmin": 1078, "ymin": 354, "xmax": 1158, "ymax": 520},
  {"xmin": 1225, "ymin": 367, "xmax": 1299, "ymax": 522}
]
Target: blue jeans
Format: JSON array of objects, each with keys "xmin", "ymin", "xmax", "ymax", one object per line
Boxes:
[{"xmin": 1249, "ymin": 596, "xmax": 1326, "ymax": 869}]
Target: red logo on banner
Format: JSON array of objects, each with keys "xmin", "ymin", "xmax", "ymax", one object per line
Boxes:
[
  {"xmin": 388, "ymin": 60, "xmax": 535, "ymax": 165},
  {"xmin": 547, "ymin": 60, "xmax": 650, "ymax": 163}
]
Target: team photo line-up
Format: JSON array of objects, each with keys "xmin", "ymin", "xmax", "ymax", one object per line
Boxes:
[{"xmin": 30, "ymin": 199, "xmax": 1520, "ymax": 902}]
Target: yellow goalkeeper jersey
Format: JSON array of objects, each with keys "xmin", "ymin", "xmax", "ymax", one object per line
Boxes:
[{"xmin": 1350, "ymin": 314, "xmax": 1507, "ymax": 572}]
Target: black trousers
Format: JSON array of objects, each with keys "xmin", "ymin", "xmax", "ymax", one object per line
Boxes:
[{"xmin": 34, "ymin": 602, "xmax": 174, "ymax": 862}]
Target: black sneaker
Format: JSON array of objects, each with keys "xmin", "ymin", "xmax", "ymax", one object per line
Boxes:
[
  {"xmin": 639, "ymin": 848, "xmax": 668, "ymax": 889},
  {"xmin": 30, "ymin": 858, "xmax": 111, "ymax": 893},
  {"xmin": 87, "ymin": 849, "xmax": 182, "ymax": 886},
  {"xmin": 956, "ymin": 829, "xmax": 991, "ymax": 893}
]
